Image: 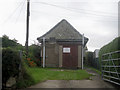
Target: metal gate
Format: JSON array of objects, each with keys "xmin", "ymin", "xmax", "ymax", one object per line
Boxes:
[{"xmin": 101, "ymin": 51, "xmax": 120, "ymax": 85}]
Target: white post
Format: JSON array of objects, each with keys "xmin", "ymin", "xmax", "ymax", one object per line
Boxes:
[
  {"xmin": 43, "ymin": 37, "xmax": 45, "ymax": 68},
  {"xmin": 82, "ymin": 34, "xmax": 84, "ymax": 69}
]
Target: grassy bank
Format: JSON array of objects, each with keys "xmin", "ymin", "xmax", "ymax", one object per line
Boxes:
[{"xmin": 17, "ymin": 67, "xmax": 92, "ymax": 88}]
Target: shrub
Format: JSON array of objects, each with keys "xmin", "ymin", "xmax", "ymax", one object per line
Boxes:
[
  {"xmin": 2, "ymin": 48, "xmax": 21, "ymax": 88},
  {"xmin": 28, "ymin": 44, "xmax": 41, "ymax": 67},
  {"xmin": 26, "ymin": 58, "xmax": 36, "ymax": 67},
  {"xmin": 15, "ymin": 60, "xmax": 35, "ymax": 89}
]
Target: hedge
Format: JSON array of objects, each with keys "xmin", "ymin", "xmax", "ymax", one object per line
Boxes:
[
  {"xmin": 2, "ymin": 48, "xmax": 21, "ymax": 88},
  {"xmin": 99, "ymin": 36, "xmax": 120, "ymax": 84},
  {"xmin": 99, "ymin": 36, "xmax": 120, "ymax": 64}
]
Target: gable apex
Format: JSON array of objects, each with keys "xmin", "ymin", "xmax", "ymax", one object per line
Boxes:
[{"xmin": 37, "ymin": 19, "xmax": 88, "ymax": 44}]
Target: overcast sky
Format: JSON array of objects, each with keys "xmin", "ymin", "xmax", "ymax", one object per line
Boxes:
[{"xmin": 0, "ymin": 0, "xmax": 119, "ymax": 51}]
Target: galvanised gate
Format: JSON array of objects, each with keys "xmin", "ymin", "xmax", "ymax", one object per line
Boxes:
[{"xmin": 101, "ymin": 51, "xmax": 120, "ymax": 85}]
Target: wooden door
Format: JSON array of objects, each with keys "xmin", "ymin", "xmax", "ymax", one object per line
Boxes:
[{"xmin": 62, "ymin": 45, "xmax": 78, "ymax": 68}]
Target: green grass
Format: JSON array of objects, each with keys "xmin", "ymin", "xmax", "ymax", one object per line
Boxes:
[
  {"xmin": 16, "ymin": 66, "xmax": 92, "ymax": 88},
  {"xmin": 26, "ymin": 67, "xmax": 92, "ymax": 84},
  {"xmin": 28, "ymin": 68, "xmax": 91, "ymax": 83},
  {"xmin": 85, "ymin": 66, "xmax": 101, "ymax": 75},
  {"xmin": 90, "ymin": 68, "xmax": 101, "ymax": 75}
]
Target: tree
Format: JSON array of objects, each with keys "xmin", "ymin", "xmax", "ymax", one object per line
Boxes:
[
  {"xmin": 2, "ymin": 35, "xmax": 25, "ymax": 50},
  {"xmin": 2, "ymin": 35, "xmax": 17, "ymax": 48}
]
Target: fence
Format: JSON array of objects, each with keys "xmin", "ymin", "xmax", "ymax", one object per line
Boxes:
[{"xmin": 101, "ymin": 51, "xmax": 120, "ymax": 85}]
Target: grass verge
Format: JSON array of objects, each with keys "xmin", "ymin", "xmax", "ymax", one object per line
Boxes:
[
  {"xmin": 16, "ymin": 67, "xmax": 92, "ymax": 88},
  {"xmin": 84, "ymin": 66, "xmax": 101, "ymax": 75},
  {"xmin": 90, "ymin": 67, "xmax": 101, "ymax": 75}
]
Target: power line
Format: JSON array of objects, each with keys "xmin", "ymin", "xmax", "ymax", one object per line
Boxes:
[
  {"xmin": 31, "ymin": 10, "xmax": 118, "ymax": 22},
  {"xmin": 32, "ymin": 2, "xmax": 117, "ymax": 18},
  {"xmin": 31, "ymin": 6, "xmax": 117, "ymax": 22},
  {"xmin": 15, "ymin": 0, "xmax": 26, "ymax": 23},
  {"xmin": 70, "ymin": 7, "xmax": 117, "ymax": 15},
  {"xmin": 0, "ymin": 0, "xmax": 25, "ymax": 25},
  {"xmin": 68, "ymin": 7, "xmax": 117, "ymax": 17}
]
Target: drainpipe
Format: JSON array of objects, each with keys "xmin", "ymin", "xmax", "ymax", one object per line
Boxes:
[
  {"xmin": 82, "ymin": 34, "xmax": 84, "ymax": 69},
  {"xmin": 43, "ymin": 37, "xmax": 45, "ymax": 68}
]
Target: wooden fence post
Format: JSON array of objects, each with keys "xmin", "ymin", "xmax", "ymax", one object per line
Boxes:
[{"xmin": 18, "ymin": 50, "xmax": 23, "ymax": 80}]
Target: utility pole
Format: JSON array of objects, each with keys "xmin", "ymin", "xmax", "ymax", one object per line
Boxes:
[
  {"xmin": 25, "ymin": 0, "xmax": 30, "ymax": 58},
  {"xmin": 82, "ymin": 34, "xmax": 84, "ymax": 69},
  {"xmin": 43, "ymin": 37, "xmax": 45, "ymax": 68}
]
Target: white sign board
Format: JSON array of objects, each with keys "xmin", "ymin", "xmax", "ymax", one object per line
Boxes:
[{"xmin": 63, "ymin": 48, "xmax": 70, "ymax": 53}]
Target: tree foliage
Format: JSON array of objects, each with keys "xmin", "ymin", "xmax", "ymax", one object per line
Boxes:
[
  {"xmin": 2, "ymin": 35, "xmax": 17, "ymax": 47},
  {"xmin": 2, "ymin": 35, "xmax": 25, "ymax": 50}
]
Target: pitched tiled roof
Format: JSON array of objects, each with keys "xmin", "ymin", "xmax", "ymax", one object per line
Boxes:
[{"xmin": 37, "ymin": 19, "xmax": 88, "ymax": 44}]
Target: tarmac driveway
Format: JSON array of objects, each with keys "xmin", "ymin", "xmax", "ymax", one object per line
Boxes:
[{"xmin": 28, "ymin": 68, "xmax": 117, "ymax": 88}]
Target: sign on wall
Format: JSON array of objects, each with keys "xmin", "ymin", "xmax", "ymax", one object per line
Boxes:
[{"xmin": 63, "ymin": 48, "xmax": 70, "ymax": 53}]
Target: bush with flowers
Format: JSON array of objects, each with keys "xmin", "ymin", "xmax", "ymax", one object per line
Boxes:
[
  {"xmin": 26, "ymin": 57, "xmax": 36, "ymax": 67},
  {"xmin": 28, "ymin": 44, "xmax": 41, "ymax": 67},
  {"xmin": 21, "ymin": 44, "xmax": 41, "ymax": 67}
]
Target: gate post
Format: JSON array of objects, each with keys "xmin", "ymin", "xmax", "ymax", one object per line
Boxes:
[
  {"xmin": 18, "ymin": 50, "xmax": 23, "ymax": 80},
  {"xmin": 101, "ymin": 55, "xmax": 103, "ymax": 80}
]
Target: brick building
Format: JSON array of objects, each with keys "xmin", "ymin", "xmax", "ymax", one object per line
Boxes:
[{"xmin": 37, "ymin": 19, "xmax": 88, "ymax": 68}]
